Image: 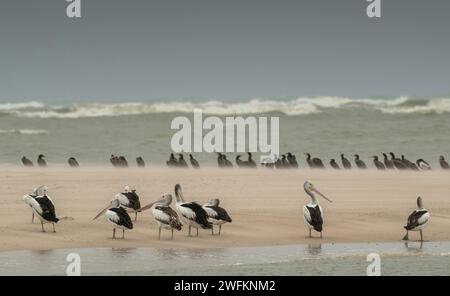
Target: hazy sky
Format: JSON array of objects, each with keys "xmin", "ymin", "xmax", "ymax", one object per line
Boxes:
[{"xmin": 1, "ymin": 0, "xmax": 450, "ymax": 102}]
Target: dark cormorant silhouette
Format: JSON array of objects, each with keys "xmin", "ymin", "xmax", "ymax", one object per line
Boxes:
[
  {"xmin": 281, "ymin": 155, "xmax": 289, "ymax": 167},
  {"xmin": 329, "ymin": 159, "xmax": 340, "ymax": 169},
  {"xmin": 68, "ymin": 157, "xmax": 80, "ymax": 168},
  {"xmin": 372, "ymin": 156, "xmax": 385, "ymax": 170},
  {"xmin": 166, "ymin": 153, "xmax": 178, "ymax": 167},
  {"xmin": 354, "ymin": 155, "xmax": 367, "ymax": 169},
  {"xmin": 401, "ymin": 155, "xmax": 418, "ymax": 170},
  {"xmin": 119, "ymin": 156, "xmax": 128, "ymax": 167},
  {"xmin": 439, "ymin": 156, "xmax": 449, "ymax": 170},
  {"xmin": 217, "ymin": 153, "xmax": 224, "ymax": 167},
  {"xmin": 235, "ymin": 155, "xmax": 246, "ymax": 167},
  {"xmin": 306, "ymin": 153, "xmax": 325, "ymax": 169},
  {"xmin": 37, "ymin": 154, "xmax": 47, "ymax": 167},
  {"xmin": 341, "ymin": 154, "xmax": 351, "ymax": 169},
  {"xmin": 247, "ymin": 153, "xmax": 257, "ymax": 168},
  {"xmin": 222, "ymin": 155, "xmax": 233, "ymax": 168},
  {"xmin": 390, "ymin": 153, "xmax": 407, "ymax": 170},
  {"xmin": 189, "ymin": 154, "xmax": 200, "ymax": 168},
  {"xmin": 136, "ymin": 157, "xmax": 145, "ymax": 168},
  {"xmin": 286, "ymin": 152, "xmax": 299, "ymax": 168},
  {"xmin": 178, "ymin": 154, "xmax": 188, "ymax": 167},
  {"xmin": 383, "ymin": 153, "xmax": 394, "ymax": 169},
  {"xmin": 22, "ymin": 156, "xmax": 34, "ymax": 167}
]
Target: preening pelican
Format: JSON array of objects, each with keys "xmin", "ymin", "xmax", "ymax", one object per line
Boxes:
[
  {"xmin": 23, "ymin": 186, "xmax": 59, "ymax": 232},
  {"xmin": 93, "ymin": 199, "xmax": 133, "ymax": 239},
  {"xmin": 302, "ymin": 181, "xmax": 332, "ymax": 238},
  {"xmin": 403, "ymin": 197, "xmax": 430, "ymax": 242},
  {"xmin": 138, "ymin": 193, "xmax": 183, "ymax": 240},
  {"xmin": 116, "ymin": 186, "xmax": 141, "ymax": 221},
  {"xmin": 174, "ymin": 184, "xmax": 212, "ymax": 236},
  {"xmin": 202, "ymin": 198, "xmax": 232, "ymax": 235}
]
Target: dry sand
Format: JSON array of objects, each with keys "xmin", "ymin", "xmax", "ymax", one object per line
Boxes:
[{"xmin": 1, "ymin": 167, "xmax": 450, "ymax": 252}]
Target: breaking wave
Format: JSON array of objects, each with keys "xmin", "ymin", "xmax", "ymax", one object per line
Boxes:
[
  {"xmin": 1, "ymin": 96, "xmax": 449, "ymax": 118},
  {"xmin": 0, "ymin": 129, "xmax": 49, "ymax": 135}
]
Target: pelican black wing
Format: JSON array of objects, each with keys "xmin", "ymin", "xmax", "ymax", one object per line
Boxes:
[
  {"xmin": 207, "ymin": 206, "xmax": 232, "ymax": 223},
  {"xmin": 405, "ymin": 210, "xmax": 428, "ymax": 230},
  {"xmin": 122, "ymin": 191, "xmax": 141, "ymax": 210},
  {"xmin": 110, "ymin": 207, "xmax": 133, "ymax": 229},
  {"xmin": 306, "ymin": 205, "xmax": 323, "ymax": 232},
  {"xmin": 35, "ymin": 196, "xmax": 59, "ymax": 223},
  {"xmin": 180, "ymin": 203, "xmax": 212, "ymax": 229}
]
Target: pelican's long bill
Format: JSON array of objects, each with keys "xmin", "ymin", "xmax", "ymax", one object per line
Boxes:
[
  {"xmin": 136, "ymin": 196, "xmax": 165, "ymax": 212},
  {"xmin": 93, "ymin": 204, "xmax": 111, "ymax": 220},
  {"xmin": 311, "ymin": 187, "xmax": 333, "ymax": 203}
]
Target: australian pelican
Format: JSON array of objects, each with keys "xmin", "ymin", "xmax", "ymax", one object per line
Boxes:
[
  {"xmin": 22, "ymin": 186, "xmax": 59, "ymax": 232},
  {"xmin": 174, "ymin": 184, "xmax": 212, "ymax": 236},
  {"xmin": 403, "ymin": 197, "xmax": 430, "ymax": 242},
  {"xmin": 202, "ymin": 198, "xmax": 232, "ymax": 235},
  {"xmin": 138, "ymin": 193, "xmax": 183, "ymax": 240},
  {"xmin": 93, "ymin": 199, "xmax": 133, "ymax": 239},
  {"xmin": 302, "ymin": 181, "xmax": 333, "ymax": 238},
  {"xmin": 116, "ymin": 186, "xmax": 141, "ymax": 221}
]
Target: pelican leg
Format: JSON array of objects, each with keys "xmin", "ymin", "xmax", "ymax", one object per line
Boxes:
[
  {"xmin": 188, "ymin": 225, "xmax": 192, "ymax": 237},
  {"xmin": 41, "ymin": 222, "xmax": 45, "ymax": 232},
  {"xmin": 211, "ymin": 227, "xmax": 214, "ymax": 236},
  {"xmin": 32, "ymin": 212, "xmax": 35, "ymax": 224},
  {"xmin": 420, "ymin": 229, "xmax": 424, "ymax": 242},
  {"xmin": 122, "ymin": 229, "xmax": 125, "ymax": 239},
  {"xmin": 158, "ymin": 226, "xmax": 162, "ymax": 240},
  {"xmin": 309, "ymin": 229, "xmax": 311, "ymax": 238},
  {"xmin": 196, "ymin": 227, "xmax": 199, "ymax": 237},
  {"xmin": 219, "ymin": 225, "xmax": 222, "ymax": 236},
  {"xmin": 113, "ymin": 228, "xmax": 116, "ymax": 239},
  {"xmin": 402, "ymin": 231, "xmax": 409, "ymax": 241},
  {"xmin": 171, "ymin": 229, "xmax": 174, "ymax": 240},
  {"xmin": 134, "ymin": 212, "xmax": 138, "ymax": 222},
  {"xmin": 320, "ymin": 232, "xmax": 322, "ymax": 239},
  {"xmin": 52, "ymin": 223, "xmax": 56, "ymax": 233}
]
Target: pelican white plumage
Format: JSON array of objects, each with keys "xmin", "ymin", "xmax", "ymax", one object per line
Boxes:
[
  {"xmin": 302, "ymin": 181, "xmax": 332, "ymax": 238},
  {"xmin": 403, "ymin": 197, "xmax": 430, "ymax": 241},
  {"xmin": 202, "ymin": 198, "xmax": 232, "ymax": 235},
  {"xmin": 174, "ymin": 184, "xmax": 212, "ymax": 236},
  {"xmin": 22, "ymin": 186, "xmax": 59, "ymax": 232},
  {"xmin": 93, "ymin": 199, "xmax": 133, "ymax": 239},
  {"xmin": 138, "ymin": 193, "xmax": 183, "ymax": 240}
]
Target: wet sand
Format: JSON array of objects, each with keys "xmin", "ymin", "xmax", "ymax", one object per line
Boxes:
[{"xmin": 1, "ymin": 167, "xmax": 449, "ymax": 251}]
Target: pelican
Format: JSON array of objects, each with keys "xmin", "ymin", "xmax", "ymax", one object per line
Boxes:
[
  {"xmin": 302, "ymin": 181, "xmax": 332, "ymax": 238},
  {"xmin": 341, "ymin": 154, "xmax": 351, "ymax": 169},
  {"xmin": 202, "ymin": 198, "xmax": 232, "ymax": 235},
  {"xmin": 116, "ymin": 186, "xmax": 141, "ymax": 221},
  {"xmin": 354, "ymin": 155, "xmax": 367, "ymax": 169},
  {"xmin": 416, "ymin": 159, "xmax": 431, "ymax": 170},
  {"xmin": 22, "ymin": 186, "xmax": 59, "ymax": 232},
  {"xmin": 372, "ymin": 156, "xmax": 385, "ymax": 170},
  {"xmin": 37, "ymin": 154, "xmax": 47, "ymax": 167},
  {"xmin": 93, "ymin": 199, "xmax": 133, "ymax": 239},
  {"xmin": 403, "ymin": 197, "xmax": 430, "ymax": 242},
  {"xmin": 138, "ymin": 193, "xmax": 183, "ymax": 240},
  {"xmin": 174, "ymin": 184, "xmax": 212, "ymax": 236}
]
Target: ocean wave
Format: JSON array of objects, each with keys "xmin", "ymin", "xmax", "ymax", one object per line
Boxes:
[
  {"xmin": 1, "ymin": 97, "xmax": 449, "ymax": 118},
  {"xmin": 0, "ymin": 129, "xmax": 49, "ymax": 135}
]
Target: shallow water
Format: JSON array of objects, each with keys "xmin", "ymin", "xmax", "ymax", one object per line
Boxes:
[{"xmin": 1, "ymin": 241, "xmax": 449, "ymax": 276}]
